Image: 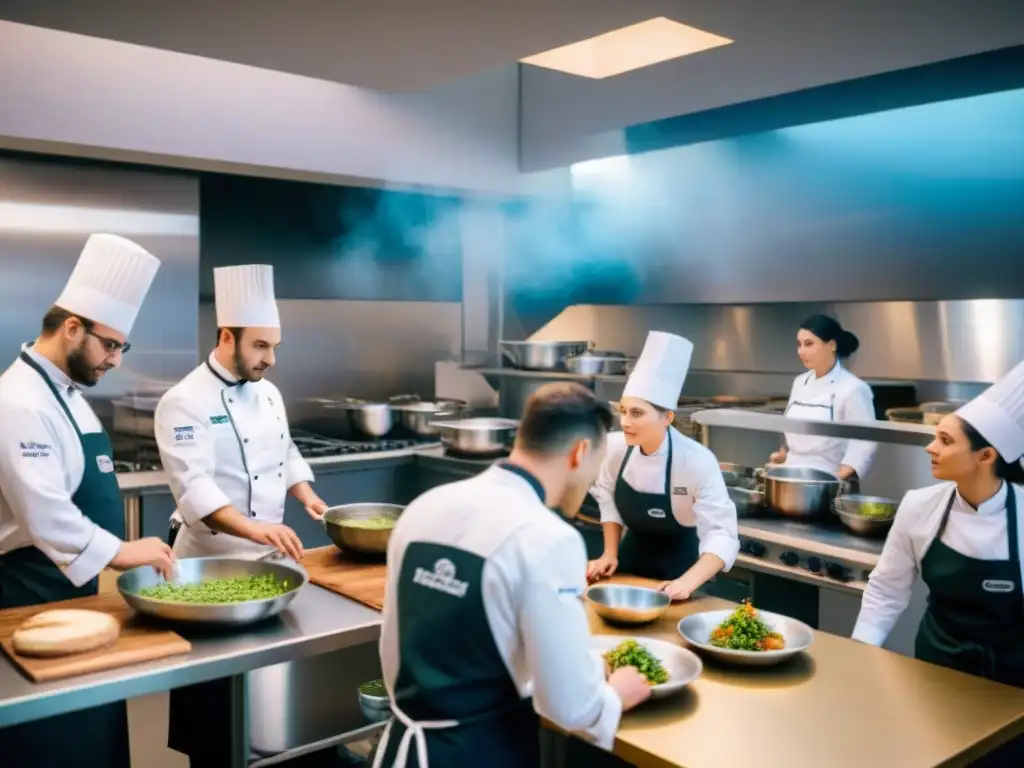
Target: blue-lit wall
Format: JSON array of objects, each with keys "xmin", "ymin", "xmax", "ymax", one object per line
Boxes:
[{"xmin": 511, "ymin": 86, "xmax": 1024, "ymax": 311}]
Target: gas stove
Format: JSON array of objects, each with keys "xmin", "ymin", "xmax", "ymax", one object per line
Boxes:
[{"xmin": 290, "ymin": 432, "xmax": 436, "ymax": 458}]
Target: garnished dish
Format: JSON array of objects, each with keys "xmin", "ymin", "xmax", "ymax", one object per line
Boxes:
[
  {"xmin": 603, "ymin": 638, "xmax": 670, "ymax": 684},
  {"xmin": 335, "ymin": 516, "xmax": 397, "ymax": 531},
  {"xmin": 710, "ymin": 600, "xmax": 786, "ymax": 652},
  {"xmin": 138, "ymin": 574, "xmax": 291, "ymax": 604}
]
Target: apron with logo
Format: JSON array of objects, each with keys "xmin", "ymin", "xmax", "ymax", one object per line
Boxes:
[
  {"xmin": 783, "ymin": 369, "xmax": 846, "ymax": 475},
  {"xmin": 0, "ymin": 351, "xmax": 129, "ymax": 768},
  {"xmin": 373, "ymin": 464, "xmax": 543, "ymax": 768},
  {"xmin": 614, "ymin": 434, "xmax": 699, "ymax": 582},
  {"xmin": 915, "ymin": 487, "xmax": 1024, "ymax": 765}
]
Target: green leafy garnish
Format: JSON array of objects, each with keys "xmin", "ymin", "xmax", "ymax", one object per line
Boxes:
[
  {"xmin": 603, "ymin": 639, "xmax": 669, "ymax": 685},
  {"xmin": 139, "ymin": 574, "xmax": 290, "ymax": 604}
]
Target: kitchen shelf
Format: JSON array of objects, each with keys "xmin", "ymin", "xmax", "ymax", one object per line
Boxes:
[
  {"xmin": 458, "ymin": 366, "xmax": 627, "ymax": 383},
  {"xmin": 693, "ymin": 408, "xmax": 935, "ymax": 447}
]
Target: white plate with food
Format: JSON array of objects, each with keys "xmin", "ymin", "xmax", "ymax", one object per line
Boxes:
[
  {"xmin": 677, "ymin": 601, "xmax": 814, "ymax": 667},
  {"xmin": 591, "ymin": 635, "xmax": 702, "ymax": 699}
]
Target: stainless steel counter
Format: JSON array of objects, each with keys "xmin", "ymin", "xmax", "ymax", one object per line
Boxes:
[{"xmin": 0, "ymin": 584, "xmax": 381, "ymax": 730}]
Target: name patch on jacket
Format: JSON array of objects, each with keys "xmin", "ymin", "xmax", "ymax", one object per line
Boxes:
[
  {"xmin": 982, "ymin": 579, "xmax": 1015, "ymax": 593},
  {"xmin": 173, "ymin": 425, "xmax": 196, "ymax": 443},
  {"xmin": 96, "ymin": 455, "xmax": 114, "ymax": 473},
  {"xmin": 412, "ymin": 558, "xmax": 469, "ymax": 598},
  {"xmin": 647, "ymin": 508, "xmax": 667, "ymax": 519},
  {"xmin": 673, "ymin": 486, "xmax": 689, "ymax": 496},
  {"xmin": 209, "ymin": 415, "xmax": 229, "ymax": 425},
  {"xmin": 19, "ymin": 441, "xmax": 51, "ymax": 458}
]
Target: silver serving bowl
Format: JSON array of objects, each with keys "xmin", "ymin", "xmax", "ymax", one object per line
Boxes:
[
  {"xmin": 678, "ymin": 608, "xmax": 814, "ymax": 667},
  {"xmin": 764, "ymin": 465, "xmax": 843, "ymax": 518},
  {"xmin": 591, "ymin": 635, "xmax": 702, "ymax": 699},
  {"xmin": 358, "ymin": 681, "xmax": 393, "ymax": 724},
  {"xmin": 500, "ymin": 340, "xmax": 590, "ymax": 371},
  {"xmin": 118, "ymin": 557, "xmax": 307, "ymax": 626},
  {"xmin": 587, "ymin": 584, "xmax": 671, "ymax": 626},
  {"xmin": 834, "ymin": 494, "xmax": 897, "ymax": 537},
  {"xmin": 565, "ymin": 353, "xmax": 632, "ymax": 376},
  {"xmin": 728, "ymin": 486, "xmax": 766, "ymax": 518},
  {"xmin": 322, "ymin": 503, "xmax": 403, "ymax": 556},
  {"xmin": 430, "ymin": 417, "xmax": 519, "ymax": 456},
  {"xmin": 391, "ymin": 400, "xmax": 466, "ymax": 437}
]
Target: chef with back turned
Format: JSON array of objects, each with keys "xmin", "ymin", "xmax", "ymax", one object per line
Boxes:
[
  {"xmin": 374, "ymin": 382, "xmax": 652, "ymax": 768},
  {"xmin": 0, "ymin": 233, "xmax": 173, "ymax": 768},
  {"xmin": 154, "ymin": 263, "xmax": 327, "ymax": 766}
]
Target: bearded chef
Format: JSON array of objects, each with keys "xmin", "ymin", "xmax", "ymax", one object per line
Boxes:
[
  {"xmin": 0, "ymin": 234, "xmax": 173, "ymax": 768},
  {"xmin": 852, "ymin": 361, "xmax": 1024, "ymax": 766},
  {"xmin": 154, "ymin": 263, "xmax": 326, "ymax": 767},
  {"xmin": 587, "ymin": 331, "xmax": 739, "ymax": 601},
  {"xmin": 375, "ymin": 383, "xmax": 651, "ymax": 768},
  {"xmin": 769, "ymin": 315, "xmax": 877, "ymax": 483}
]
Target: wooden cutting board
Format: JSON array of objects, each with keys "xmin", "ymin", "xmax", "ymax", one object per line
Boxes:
[
  {"xmin": 301, "ymin": 546, "xmax": 387, "ymax": 611},
  {"xmin": 0, "ymin": 591, "xmax": 192, "ymax": 682}
]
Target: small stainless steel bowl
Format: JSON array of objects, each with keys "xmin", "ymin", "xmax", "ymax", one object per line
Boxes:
[
  {"xmin": 587, "ymin": 584, "xmax": 671, "ymax": 626},
  {"xmin": 322, "ymin": 503, "xmax": 403, "ymax": 556},
  {"xmin": 833, "ymin": 494, "xmax": 897, "ymax": 538},
  {"xmin": 357, "ymin": 681, "xmax": 392, "ymax": 724}
]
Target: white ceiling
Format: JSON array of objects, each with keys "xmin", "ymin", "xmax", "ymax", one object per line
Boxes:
[{"xmin": 2, "ymin": 0, "xmax": 1021, "ymax": 95}]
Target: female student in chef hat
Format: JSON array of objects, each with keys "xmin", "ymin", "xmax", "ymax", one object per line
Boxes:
[
  {"xmin": 853, "ymin": 360, "xmax": 1024, "ymax": 764},
  {"xmin": 587, "ymin": 331, "xmax": 739, "ymax": 600},
  {"xmin": 770, "ymin": 314, "xmax": 878, "ymax": 483}
]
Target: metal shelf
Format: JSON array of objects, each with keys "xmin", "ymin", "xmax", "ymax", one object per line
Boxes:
[
  {"xmin": 693, "ymin": 408, "xmax": 935, "ymax": 447},
  {"xmin": 459, "ymin": 366, "xmax": 627, "ymax": 383}
]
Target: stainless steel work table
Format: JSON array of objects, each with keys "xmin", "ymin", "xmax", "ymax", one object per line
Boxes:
[{"xmin": 0, "ymin": 584, "xmax": 383, "ymax": 767}]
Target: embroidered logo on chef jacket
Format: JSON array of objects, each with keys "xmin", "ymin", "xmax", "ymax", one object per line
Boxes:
[
  {"xmin": 673, "ymin": 486, "xmax": 689, "ymax": 496},
  {"xmin": 96, "ymin": 455, "xmax": 114, "ymax": 473},
  {"xmin": 19, "ymin": 441, "xmax": 51, "ymax": 458},
  {"xmin": 173, "ymin": 425, "xmax": 196, "ymax": 443},
  {"xmin": 982, "ymin": 579, "xmax": 1015, "ymax": 593},
  {"xmin": 209, "ymin": 415, "xmax": 229, "ymax": 425},
  {"xmin": 647, "ymin": 508, "xmax": 667, "ymax": 519},
  {"xmin": 412, "ymin": 558, "xmax": 469, "ymax": 598}
]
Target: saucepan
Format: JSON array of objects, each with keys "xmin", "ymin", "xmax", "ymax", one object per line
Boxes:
[
  {"xmin": 764, "ymin": 465, "xmax": 848, "ymax": 518},
  {"xmin": 322, "ymin": 503, "xmax": 404, "ymax": 556},
  {"xmin": 500, "ymin": 340, "xmax": 591, "ymax": 371}
]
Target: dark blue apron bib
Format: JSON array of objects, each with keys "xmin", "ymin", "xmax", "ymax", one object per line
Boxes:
[
  {"xmin": 0, "ymin": 350, "xmax": 129, "ymax": 768},
  {"xmin": 376, "ymin": 465, "xmax": 543, "ymax": 768},
  {"xmin": 915, "ymin": 486, "xmax": 1024, "ymax": 766},
  {"xmin": 614, "ymin": 434, "xmax": 699, "ymax": 582}
]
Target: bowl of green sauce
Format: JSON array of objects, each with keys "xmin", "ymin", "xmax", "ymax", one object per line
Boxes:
[
  {"xmin": 322, "ymin": 503, "xmax": 403, "ymax": 556},
  {"xmin": 358, "ymin": 679, "xmax": 392, "ymax": 723}
]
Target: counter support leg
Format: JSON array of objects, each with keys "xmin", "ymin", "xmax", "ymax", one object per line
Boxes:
[{"xmin": 228, "ymin": 673, "xmax": 250, "ymax": 768}]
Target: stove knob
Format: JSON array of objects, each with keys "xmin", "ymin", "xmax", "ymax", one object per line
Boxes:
[
  {"xmin": 746, "ymin": 541, "xmax": 767, "ymax": 558},
  {"xmin": 780, "ymin": 551, "xmax": 799, "ymax": 567},
  {"xmin": 826, "ymin": 562, "xmax": 850, "ymax": 582},
  {"xmin": 807, "ymin": 556, "xmax": 822, "ymax": 574}
]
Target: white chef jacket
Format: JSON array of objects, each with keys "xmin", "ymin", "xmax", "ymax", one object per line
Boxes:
[
  {"xmin": 0, "ymin": 345, "xmax": 121, "ymax": 586},
  {"xmin": 153, "ymin": 353, "xmax": 314, "ymax": 558},
  {"xmin": 852, "ymin": 481, "xmax": 1024, "ymax": 646},
  {"xmin": 380, "ymin": 464, "xmax": 622, "ymax": 750},
  {"xmin": 783, "ymin": 362, "xmax": 877, "ymax": 478},
  {"xmin": 590, "ymin": 428, "xmax": 740, "ymax": 571}
]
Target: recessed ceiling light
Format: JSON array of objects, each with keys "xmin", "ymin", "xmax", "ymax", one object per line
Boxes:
[{"xmin": 520, "ymin": 17, "xmax": 733, "ymax": 79}]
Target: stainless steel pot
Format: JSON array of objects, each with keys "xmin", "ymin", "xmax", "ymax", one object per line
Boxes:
[
  {"xmin": 565, "ymin": 352, "xmax": 632, "ymax": 376},
  {"xmin": 320, "ymin": 398, "xmax": 394, "ymax": 439},
  {"xmin": 431, "ymin": 417, "xmax": 519, "ymax": 456},
  {"xmin": 764, "ymin": 465, "xmax": 843, "ymax": 518},
  {"xmin": 322, "ymin": 503, "xmax": 403, "ymax": 556},
  {"xmin": 833, "ymin": 494, "xmax": 897, "ymax": 537},
  {"xmin": 500, "ymin": 340, "xmax": 590, "ymax": 371},
  {"xmin": 391, "ymin": 399, "xmax": 466, "ymax": 437}
]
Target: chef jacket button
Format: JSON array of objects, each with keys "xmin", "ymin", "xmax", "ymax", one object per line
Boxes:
[
  {"xmin": 278, "ymin": 473, "xmax": 282, "ymax": 478},
  {"xmin": 229, "ymin": 398, "xmax": 234, "ymax": 404},
  {"xmin": 244, "ymin": 438, "xmax": 249, "ymax": 443},
  {"xmin": 254, "ymin": 475, "xmax": 259, "ymax": 480},
  {"xmin": 279, "ymin": 461, "xmax": 284, "ymax": 466},
  {"xmin": 280, "ymin": 434, "xmax": 284, "ymax": 439}
]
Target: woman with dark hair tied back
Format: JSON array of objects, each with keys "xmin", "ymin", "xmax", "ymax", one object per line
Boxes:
[
  {"xmin": 854, "ymin": 361, "xmax": 1024, "ymax": 766},
  {"xmin": 769, "ymin": 314, "xmax": 877, "ymax": 482}
]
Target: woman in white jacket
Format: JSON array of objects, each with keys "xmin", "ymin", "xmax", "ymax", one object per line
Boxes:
[{"xmin": 853, "ymin": 361, "xmax": 1024, "ymax": 766}]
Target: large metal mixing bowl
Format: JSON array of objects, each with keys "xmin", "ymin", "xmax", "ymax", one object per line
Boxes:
[
  {"xmin": 323, "ymin": 503, "xmax": 403, "ymax": 555},
  {"xmin": 431, "ymin": 417, "xmax": 519, "ymax": 456},
  {"xmin": 118, "ymin": 557, "xmax": 307, "ymax": 626},
  {"xmin": 391, "ymin": 400, "xmax": 465, "ymax": 437},
  {"xmin": 587, "ymin": 584, "xmax": 671, "ymax": 626},
  {"xmin": 764, "ymin": 465, "xmax": 843, "ymax": 518},
  {"xmin": 500, "ymin": 340, "xmax": 590, "ymax": 371},
  {"xmin": 565, "ymin": 353, "xmax": 632, "ymax": 376},
  {"xmin": 834, "ymin": 494, "xmax": 897, "ymax": 537}
]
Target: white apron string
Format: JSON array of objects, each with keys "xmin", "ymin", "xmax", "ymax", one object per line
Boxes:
[{"xmin": 371, "ymin": 699, "xmax": 459, "ymax": 768}]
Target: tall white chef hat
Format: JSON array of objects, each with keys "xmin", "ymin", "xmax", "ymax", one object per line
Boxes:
[
  {"xmin": 54, "ymin": 234, "xmax": 160, "ymax": 336},
  {"xmin": 214, "ymin": 264, "xmax": 280, "ymax": 328},
  {"xmin": 956, "ymin": 360, "xmax": 1024, "ymax": 462},
  {"xmin": 621, "ymin": 331, "xmax": 694, "ymax": 410}
]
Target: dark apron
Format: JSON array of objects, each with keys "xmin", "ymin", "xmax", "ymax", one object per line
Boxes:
[
  {"xmin": 375, "ymin": 465, "xmax": 543, "ymax": 768},
  {"xmin": 614, "ymin": 434, "xmax": 699, "ymax": 582},
  {"xmin": 915, "ymin": 486, "xmax": 1024, "ymax": 766},
  {"xmin": 0, "ymin": 351, "xmax": 130, "ymax": 768}
]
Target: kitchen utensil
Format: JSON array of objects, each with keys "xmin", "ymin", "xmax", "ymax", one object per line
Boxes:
[
  {"xmin": 728, "ymin": 486, "xmax": 766, "ymax": 518},
  {"xmin": 0, "ymin": 592, "xmax": 191, "ymax": 682},
  {"xmin": 565, "ymin": 352, "xmax": 632, "ymax": 376},
  {"xmin": 431, "ymin": 417, "xmax": 519, "ymax": 456},
  {"xmin": 322, "ymin": 503, "xmax": 403, "ymax": 556},
  {"xmin": 833, "ymin": 494, "xmax": 897, "ymax": 537},
  {"xmin": 117, "ymin": 556, "xmax": 307, "ymax": 626},
  {"xmin": 500, "ymin": 340, "xmax": 590, "ymax": 371},
  {"xmin": 764, "ymin": 465, "xmax": 843, "ymax": 518},
  {"xmin": 300, "ymin": 546, "xmax": 387, "ymax": 610},
  {"xmin": 358, "ymin": 680, "xmax": 393, "ymax": 724},
  {"xmin": 590, "ymin": 635, "xmax": 702, "ymax": 699},
  {"xmin": 391, "ymin": 399, "xmax": 466, "ymax": 437},
  {"xmin": 678, "ymin": 607, "xmax": 814, "ymax": 667},
  {"xmin": 586, "ymin": 585, "xmax": 671, "ymax": 626},
  {"xmin": 308, "ymin": 397, "xmax": 395, "ymax": 439},
  {"xmin": 719, "ymin": 462, "xmax": 763, "ymax": 490},
  {"xmin": 921, "ymin": 400, "xmax": 966, "ymax": 426}
]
